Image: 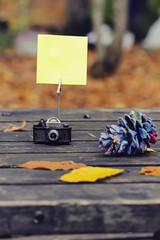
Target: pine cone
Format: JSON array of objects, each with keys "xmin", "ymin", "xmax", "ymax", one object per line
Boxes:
[{"xmin": 99, "ymin": 111, "xmax": 158, "ymax": 156}]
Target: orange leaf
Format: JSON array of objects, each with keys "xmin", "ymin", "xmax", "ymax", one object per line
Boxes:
[
  {"xmin": 4, "ymin": 119, "xmax": 26, "ymax": 132},
  {"xmin": 18, "ymin": 160, "xmax": 86, "ymax": 171},
  {"xmin": 139, "ymin": 166, "xmax": 160, "ymax": 176}
]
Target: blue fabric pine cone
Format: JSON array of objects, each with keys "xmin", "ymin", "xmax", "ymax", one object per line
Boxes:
[{"xmin": 99, "ymin": 111, "xmax": 158, "ymax": 156}]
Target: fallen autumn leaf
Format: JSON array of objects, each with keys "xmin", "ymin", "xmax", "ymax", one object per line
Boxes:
[
  {"xmin": 88, "ymin": 132, "xmax": 99, "ymax": 139},
  {"xmin": 4, "ymin": 119, "xmax": 26, "ymax": 132},
  {"xmin": 139, "ymin": 166, "xmax": 160, "ymax": 176},
  {"xmin": 146, "ymin": 148, "xmax": 157, "ymax": 153},
  {"xmin": 59, "ymin": 166, "xmax": 124, "ymax": 182},
  {"xmin": 18, "ymin": 160, "xmax": 86, "ymax": 171}
]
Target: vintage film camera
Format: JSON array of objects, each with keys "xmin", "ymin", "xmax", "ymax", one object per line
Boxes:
[{"xmin": 33, "ymin": 117, "xmax": 71, "ymax": 144}]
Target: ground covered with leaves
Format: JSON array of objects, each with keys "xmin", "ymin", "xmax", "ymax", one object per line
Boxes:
[{"xmin": 0, "ymin": 45, "xmax": 160, "ymax": 108}]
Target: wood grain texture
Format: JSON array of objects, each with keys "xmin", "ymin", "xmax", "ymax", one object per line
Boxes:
[
  {"xmin": 0, "ymin": 108, "xmax": 159, "ymax": 238},
  {"xmin": 1, "ymin": 120, "xmax": 160, "ymax": 131},
  {"xmin": 0, "ymin": 152, "xmax": 160, "ymax": 167},
  {"xmin": 0, "ymin": 107, "xmax": 160, "ymax": 121},
  {"xmin": 7, "ymin": 232, "xmax": 153, "ymax": 240},
  {"xmin": 0, "ymin": 167, "xmax": 160, "ymax": 185},
  {"xmin": 0, "ymin": 141, "xmax": 159, "ymax": 154},
  {"xmin": 0, "ymin": 184, "xmax": 160, "ymax": 236}
]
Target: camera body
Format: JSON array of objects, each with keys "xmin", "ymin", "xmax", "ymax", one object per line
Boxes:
[{"xmin": 33, "ymin": 117, "xmax": 71, "ymax": 144}]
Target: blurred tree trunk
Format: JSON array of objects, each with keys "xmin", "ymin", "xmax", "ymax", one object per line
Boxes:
[
  {"xmin": 91, "ymin": 0, "xmax": 105, "ymax": 62},
  {"xmin": 90, "ymin": 0, "xmax": 128, "ymax": 77},
  {"xmin": 63, "ymin": 0, "xmax": 91, "ymax": 35}
]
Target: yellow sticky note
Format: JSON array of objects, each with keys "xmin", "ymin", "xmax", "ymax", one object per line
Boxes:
[{"xmin": 36, "ymin": 34, "xmax": 88, "ymax": 85}]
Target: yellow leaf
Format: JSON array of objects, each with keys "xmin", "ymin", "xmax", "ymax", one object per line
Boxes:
[
  {"xmin": 59, "ymin": 166, "xmax": 124, "ymax": 183},
  {"xmin": 146, "ymin": 148, "xmax": 157, "ymax": 153},
  {"xmin": 87, "ymin": 132, "xmax": 99, "ymax": 139}
]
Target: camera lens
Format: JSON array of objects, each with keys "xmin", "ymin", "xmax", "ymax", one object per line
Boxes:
[{"xmin": 48, "ymin": 130, "xmax": 59, "ymax": 142}]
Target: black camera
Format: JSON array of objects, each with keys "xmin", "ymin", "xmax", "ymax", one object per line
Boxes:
[{"xmin": 33, "ymin": 117, "xmax": 71, "ymax": 144}]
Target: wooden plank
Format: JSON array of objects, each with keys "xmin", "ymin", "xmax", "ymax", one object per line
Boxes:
[
  {"xmin": 2, "ymin": 183, "xmax": 160, "ymax": 205},
  {"xmin": 7, "ymin": 232, "xmax": 153, "ymax": 240},
  {"xmin": 0, "ymin": 141, "xmax": 158, "ymax": 154},
  {"xmin": 0, "ymin": 184, "xmax": 160, "ymax": 236},
  {"xmin": 0, "ymin": 107, "xmax": 159, "ymax": 238},
  {"xmin": 0, "ymin": 130, "xmax": 100, "ymax": 142},
  {"xmin": 0, "ymin": 107, "xmax": 160, "ymax": 121},
  {"xmin": 0, "ymin": 109, "xmax": 127, "ymax": 121},
  {"xmin": 0, "ymin": 119, "xmax": 159, "ymax": 132},
  {"xmin": 0, "ymin": 121, "xmax": 113, "ymax": 131},
  {"xmin": 0, "ymin": 152, "xmax": 159, "ymax": 167},
  {"xmin": 0, "ymin": 166, "xmax": 159, "ymax": 185},
  {"xmin": 0, "ymin": 130, "xmax": 160, "ymax": 142},
  {"xmin": 0, "ymin": 141, "xmax": 98, "ymax": 153}
]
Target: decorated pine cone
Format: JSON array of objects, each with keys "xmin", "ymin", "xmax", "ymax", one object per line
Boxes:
[{"xmin": 99, "ymin": 111, "xmax": 158, "ymax": 156}]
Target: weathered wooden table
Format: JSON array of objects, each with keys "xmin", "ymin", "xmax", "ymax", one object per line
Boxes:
[{"xmin": 0, "ymin": 108, "xmax": 160, "ymax": 240}]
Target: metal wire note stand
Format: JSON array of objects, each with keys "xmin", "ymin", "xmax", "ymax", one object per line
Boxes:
[{"xmin": 57, "ymin": 78, "xmax": 62, "ymax": 119}]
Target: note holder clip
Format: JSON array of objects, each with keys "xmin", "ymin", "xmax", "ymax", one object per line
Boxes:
[{"xmin": 57, "ymin": 78, "xmax": 62, "ymax": 119}]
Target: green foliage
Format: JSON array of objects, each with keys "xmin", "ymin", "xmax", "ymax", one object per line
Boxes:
[
  {"xmin": 139, "ymin": 0, "xmax": 160, "ymax": 39},
  {"xmin": 103, "ymin": 0, "xmax": 113, "ymax": 25},
  {"xmin": 148, "ymin": 0, "xmax": 160, "ymax": 16},
  {"xmin": 0, "ymin": 32, "xmax": 13, "ymax": 50}
]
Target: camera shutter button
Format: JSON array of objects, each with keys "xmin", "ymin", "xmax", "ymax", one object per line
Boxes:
[{"xmin": 63, "ymin": 123, "xmax": 69, "ymax": 128}]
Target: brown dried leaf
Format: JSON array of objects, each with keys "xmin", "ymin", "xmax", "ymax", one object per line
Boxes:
[
  {"xmin": 4, "ymin": 119, "xmax": 26, "ymax": 132},
  {"xmin": 18, "ymin": 160, "xmax": 86, "ymax": 171},
  {"xmin": 139, "ymin": 166, "xmax": 160, "ymax": 176}
]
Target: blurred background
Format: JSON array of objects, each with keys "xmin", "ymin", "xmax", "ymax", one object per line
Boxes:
[{"xmin": 0, "ymin": 0, "xmax": 160, "ymax": 108}]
